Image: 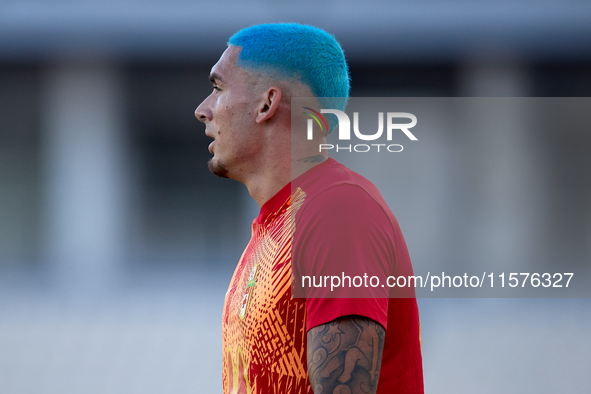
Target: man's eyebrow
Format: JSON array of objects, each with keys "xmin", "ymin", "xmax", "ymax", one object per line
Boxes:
[{"xmin": 209, "ymin": 73, "xmax": 224, "ymax": 84}]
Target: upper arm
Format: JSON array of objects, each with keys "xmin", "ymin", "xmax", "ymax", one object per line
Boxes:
[
  {"xmin": 293, "ymin": 185, "xmax": 394, "ymax": 301},
  {"xmin": 307, "ymin": 315, "xmax": 385, "ymax": 394}
]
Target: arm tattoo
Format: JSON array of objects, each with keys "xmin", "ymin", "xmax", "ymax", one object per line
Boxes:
[
  {"xmin": 298, "ymin": 155, "xmax": 326, "ymax": 163},
  {"xmin": 307, "ymin": 316, "xmax": 385, "ymax": 394}
]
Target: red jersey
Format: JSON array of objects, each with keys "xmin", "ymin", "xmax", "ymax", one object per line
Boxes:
[{"xmin": 222, "ymin": 158, "xmax": 423, "ymax": 394}]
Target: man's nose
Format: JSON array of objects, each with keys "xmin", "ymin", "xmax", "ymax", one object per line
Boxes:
[{"xmin": 195, "ymin": 97, "xmax": 212, "ymax": 123}]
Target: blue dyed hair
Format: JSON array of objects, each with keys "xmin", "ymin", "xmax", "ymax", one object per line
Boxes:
[{"xmin": 228, "ymin": 23, "xmax": 350, "ymax": 129}]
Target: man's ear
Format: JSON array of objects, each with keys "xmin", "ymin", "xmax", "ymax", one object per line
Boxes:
[{"xmin": 256, "ymin": 87, "xmax": 282, "ymax": 124}]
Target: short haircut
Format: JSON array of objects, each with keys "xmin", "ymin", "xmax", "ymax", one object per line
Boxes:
[{"xmin": 228, "ymin": 23, "xmax": 350, "ymax": 121}]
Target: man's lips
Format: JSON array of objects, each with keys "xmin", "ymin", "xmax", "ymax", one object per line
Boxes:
[{"xmin": 205, "ymin": 130, "xmax": 215, "ymax": 153}]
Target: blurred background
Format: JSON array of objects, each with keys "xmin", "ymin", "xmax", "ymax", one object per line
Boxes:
[{"xmin": 1, "ymin": 1, "xmax": 590, "ymax": 393}]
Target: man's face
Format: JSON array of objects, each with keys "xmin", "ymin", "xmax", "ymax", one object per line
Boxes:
[{"xmin": 195, "ymin": 46, "xmax": 262, "ymax": 179}]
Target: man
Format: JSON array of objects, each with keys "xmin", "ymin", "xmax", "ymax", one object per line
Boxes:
[{"xmin": 195, "ymin": 23, "xmax": 423, "ymax": 394}]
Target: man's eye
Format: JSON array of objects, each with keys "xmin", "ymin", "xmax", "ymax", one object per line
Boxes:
[{"xmin": 213, "ymin": 86, "xmax": 221, "ymax": 92}]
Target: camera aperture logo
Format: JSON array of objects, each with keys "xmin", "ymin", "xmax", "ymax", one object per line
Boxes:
[{"xmin": 303, "ymin": 108, "xmax": 418, "ymax": 153}]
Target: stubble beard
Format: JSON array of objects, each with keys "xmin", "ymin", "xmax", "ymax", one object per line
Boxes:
[{"xmin": 208, "ymin": 158, "xmax": 229, "ymax": 178}]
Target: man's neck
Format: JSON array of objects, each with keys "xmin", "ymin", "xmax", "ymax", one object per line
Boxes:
[
  {"xmin": 292, "ymin": 154, "xmax": 327, "ymax": 180},
  {"xmin": 244, "ymin": 154, "xmax": 327, "ymax": 207}
]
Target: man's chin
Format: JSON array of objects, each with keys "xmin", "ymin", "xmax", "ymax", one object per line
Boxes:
[{"xmin": 208, "ymin": 158, "xmax": 229, "ymax": 179}]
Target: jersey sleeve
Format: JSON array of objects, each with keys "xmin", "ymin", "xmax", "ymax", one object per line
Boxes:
[{"xmin": 292, "ymin": 184, "xmax": 395, "ymax": 331}]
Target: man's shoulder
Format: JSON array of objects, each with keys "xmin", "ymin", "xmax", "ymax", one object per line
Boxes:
[
  {"xmin": 293, "ymin": 159, "xmax": 396, "ymax": 236},
  {"xmin": 299, "ymin": 158, "xmax": 375, "ymax": 192},
  {"xmin": 298, "ymin": 158, "xmax": 388, "ymax": 212}
]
